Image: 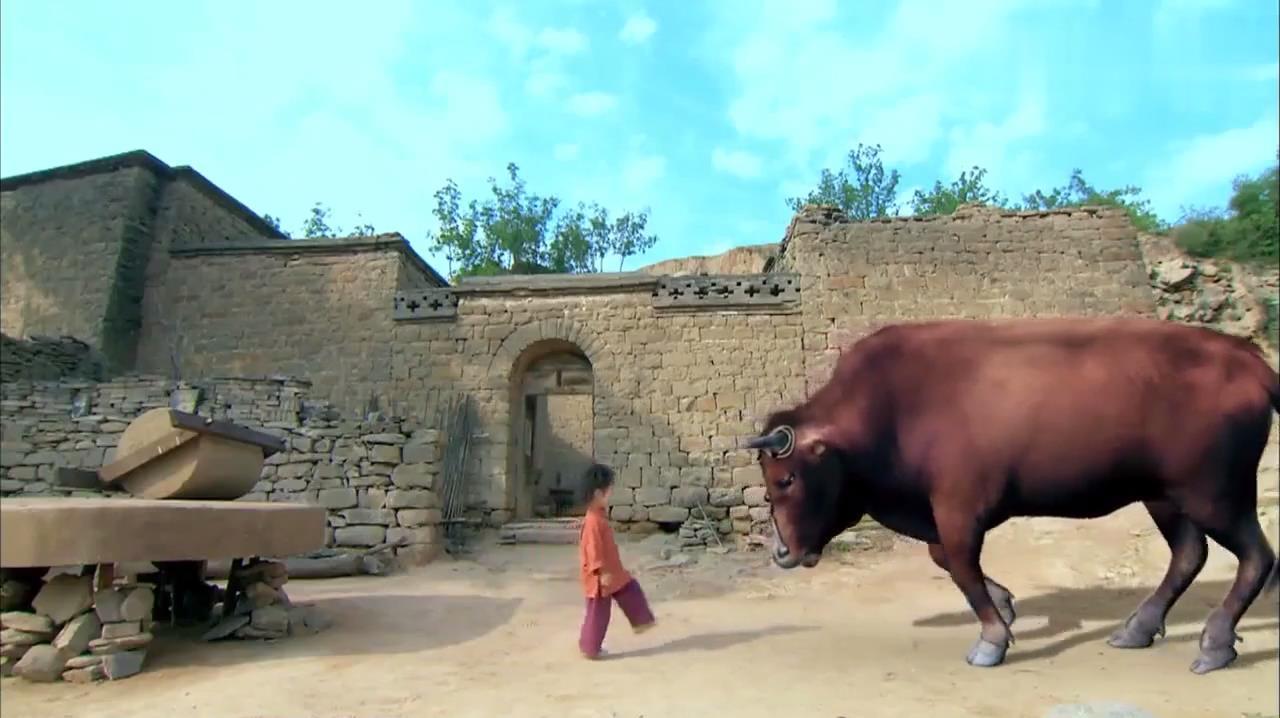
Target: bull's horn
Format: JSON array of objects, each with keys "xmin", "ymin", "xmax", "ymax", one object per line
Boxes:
[{"xmin": 744, "ymin": 425, "xmax": 795, "ymax": 457}]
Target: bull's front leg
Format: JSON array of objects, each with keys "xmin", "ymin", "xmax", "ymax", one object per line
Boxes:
[
  {"xmin": 927, "ymin": 542, "xmax": 1017, "ymax": 627},
  {"xmin": 933, "ymin": 511, "xmax": 1014, "ymax": 668}
]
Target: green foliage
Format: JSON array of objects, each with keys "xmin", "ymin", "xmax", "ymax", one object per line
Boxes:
[
  {"xmin": 910, "ymin": 166, "xmax": 1008, "ymax": 216},
  {"xmin": 261, "ymin": 213, "xmax": 290, "ymax": 237},
  {"xmin": 1172, "ymin": 159, "xmax": 1279, "ymax": 266},
  {"xmin": 787, "ymin": 143, "xmax": 901, "ymax": 220},
  {"xmin": 428, "ymin": 162, "xmax": 658, "ymax": 280},
  {"xmin": 1017, "ymin": 169, "xmax": 1165, "ymax": 233}
]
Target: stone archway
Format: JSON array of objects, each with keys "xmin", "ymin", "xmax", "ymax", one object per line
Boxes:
[{"xmin": 486, "ymin": 320, "xmax": 611, "ymax": 520}]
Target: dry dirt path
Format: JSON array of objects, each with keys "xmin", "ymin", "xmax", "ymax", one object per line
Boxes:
[{"xmin": 3, "ymin": 443, "xmax": 1277, "ymax": 718}]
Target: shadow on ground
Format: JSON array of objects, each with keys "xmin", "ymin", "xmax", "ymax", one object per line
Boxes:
[
  {"xmin": 146, "ymin": 593, "xmax": 522, "ymax": 670},
  {"xmin": 912, "ymin": 579, "xmax": 1280, "ymax": 668},
  {"xmin": 616, "ymin": 624, "xmax": 816, "ymax": 659}
]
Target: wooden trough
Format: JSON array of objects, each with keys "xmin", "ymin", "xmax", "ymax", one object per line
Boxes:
[{"xmin": 93, "ymin": 408, "xmax": 286, "ymax": 500}]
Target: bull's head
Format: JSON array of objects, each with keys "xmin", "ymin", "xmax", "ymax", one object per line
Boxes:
[{"xmin": 745, "ymin": 419, "xmax": 856, "ymax": 570}]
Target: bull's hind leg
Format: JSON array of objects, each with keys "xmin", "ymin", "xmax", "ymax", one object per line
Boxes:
[
  {"xmin": 927, "ymin": 542, "xmax": 1017, "ymax": 627},
  {"xmin": 1108, "ymin": 500, "xmax": 1207, "ymax": 649},
  {"xmin": 1188, "ymin": 514, "xmax": 1276, "ymax": 674}
]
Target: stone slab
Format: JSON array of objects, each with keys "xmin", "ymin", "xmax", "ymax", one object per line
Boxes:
[{"xmin": 0, "ymin": 498, "xmax": 325, "ymax": 568}]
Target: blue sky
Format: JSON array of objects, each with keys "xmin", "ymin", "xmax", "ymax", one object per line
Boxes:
[{"xmin": 2, "ymin": 0, "xmax": 1277, "ymax": 273}]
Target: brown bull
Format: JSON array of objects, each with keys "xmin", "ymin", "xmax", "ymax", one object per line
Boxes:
[{"xmin": 746, "ymin": 317, "xmax": 1280, "ymax": 673}]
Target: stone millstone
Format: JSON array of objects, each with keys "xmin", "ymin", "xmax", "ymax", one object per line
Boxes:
[
  {"xmin": 0, "ymin": 611, "xmax": 54, "ymax": 635},
  {"xmin": 32, "ymin": 575, "xmax": 93, "ymax": 625},
  {"xmin": 53, "ymin": 613, "xmax": 101, "ymax": 656},
  {"xmin": 13, "ymin": 644, "xmax": 70, "ymax": 682}
]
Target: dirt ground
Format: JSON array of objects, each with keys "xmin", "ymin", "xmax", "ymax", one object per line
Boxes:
[{"xmin": 4, "ymin": 449, "xmax": 1278, "ymax": 718}]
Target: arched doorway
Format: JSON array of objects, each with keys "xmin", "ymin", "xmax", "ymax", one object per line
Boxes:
[{"xmin": 509, "ymin": 339, "xmax": 595, "ymax": 520}]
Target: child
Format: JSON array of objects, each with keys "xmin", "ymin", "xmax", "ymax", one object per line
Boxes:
[{"xmin": 577, "ymin": 463, "xmax": 656, "ymax": 659}]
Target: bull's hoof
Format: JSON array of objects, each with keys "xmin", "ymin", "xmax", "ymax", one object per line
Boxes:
[
  {"xmin": 1106, "ymin": 613, "xmax": 1165, "ymax": 649},
  {"xmin": 1189, "ymin": 645, "xmax": 1237, "ymax": 674},
  {"xmin": 966, "ymin": 638, "xmax": 1008, "ymax": 667}
]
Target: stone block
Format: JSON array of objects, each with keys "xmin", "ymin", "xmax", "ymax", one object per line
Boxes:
[
  {"xmin": 390, "ymin": 463, "xmax": 435, "ymax": 489},
  {"xmin": 402, "ymin": 442, "xmax": 436, "ymax": 464},
  {"xmin": 340, "ymin": 508, "xmax": 396, "ymax": 526},
  {"xmin": 610, "ymin": 505, "xmax": 635, "ymax": 522},
  {"xmin": 317, "ymin": 488, "xmax": 358, "ymax": 509},
  {"xmin": 732, "ymin": 466, "xmax": 764, "ymax": 487},
  {"xmin": 334, "ymin": 526, "xmax": 386, "ymax": 547},
  {"xmin": 748, "ymin": 506, "xmax": 772, "ymax": 522},
  {"xmin": 102, "ymin": 649, "xmax": 147, "ymax": 680},
  {"xmin": 361, "ymin": 433, "xmax": 406, "ymax": 445},
  {"xmin": 387, "ymin": 527, "xmax": 438, "ymax": 546},
  {"xmin": 52, "ymin": 612, "xmax": 100, "ymax": 656},
  {"xmin": 387, "ymin": 489, "xmax": 439, "ymax": 509},
  {"xmin": 119, "ymin": 587, "xmax": 154, "ymax": 623},
  {"xmin": 647, "ymin": 506, "xmax": 690, "ymax": 523},
  {"xmin": 369, "ymin": 445, "xmax": 401, "ymax": 464},
  {"xmin": 743, "ymin": 487, "xmax": 768, "ymax": 506},
  {"xmin": 0, "ymin": 611, "xmax": 53, "ymax": 635},
  {"xmin": 13, "ymin": 643, "xmax": 69, "ymax": 682},
  {"xmin": 608, "ymin": 487, "xmax": 634, "ymax": 506},
  {"xmin": 396, "ymin": 509, "xmax": 442, "ymax": 527},
  {"xmin": 32, "ymin": 574, "xmax": 92, "ymax": 625},
  {"xmin": 634, "ymin": 487, "xmax": 669, "ymax": 507},
  {"xmin": 100, "ymin": 621, "xmax": 142, "ymax": 640},
  {"xmin": 709, "ymin": 487, "xmax": 743, "ymax": 507},
  {"xmin": 0, "ymin": 628, "xmax": 46, "ymax": 646},
  {"xmin": 671, "ymin": 487, "xmax": 708, "ymax": 509},
  {"xmin": 63, "ymin": 663, "xmax": 106, "ymax": 683}
]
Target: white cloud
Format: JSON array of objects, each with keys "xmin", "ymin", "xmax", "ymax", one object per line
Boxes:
[
  {"xmin": 623, "ymin": 153, "xmax": 667, "ymax": 192},
  {"xmin": 620, "ymin": 12, "xmax": 657, "ymax": 45},
  {"xmin": 553, "ymin": 143, "xmax": 580, "ymax": 161},
  {"xmin": 537, "ymin": 27, "xmax": 588, "ymax": 55},
  {"xmin": 567, "ymin": 91, "xmax": 619, "ymax": 116},
  {"xmin": 942, "ymin": 85, "xmax": 1046, "ymax": 182},
  {"xmin": 711, "ymin": 147, "xmax": 764, "ymax": 179},
  {"xmin": 1143, "ymin": 112, "xmax": 1280, "ymax": 218}
]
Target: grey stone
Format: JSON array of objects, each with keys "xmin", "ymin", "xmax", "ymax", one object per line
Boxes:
[
  {"xmin": 100, "ymin": 621, "xmax": 143, "ymax": 640},
  {"xmin": 743, "ymin": 487, "xmax": 768, "ymax": 506},
  {"xmin": 119, "ymin": 587, "xmax": 154, "ymax": 622},
  {"xmin": 671, "ymin": 486, "xmax": 708, "ymax": 508},
  {"xmin": 709, "ymin": 487, "xmax": 743, "ymax": 507},
  {"xmin": 369, "ymin": 445, "xmax": 401, "ymax": 464},
  {"xmin": 607, "ymin": 488, "xmax": 634, "ymax": 506},
  {"xmin": 634, "ymin": 487, "xmax": 670, "ymax": 506},
  {"xmin": 251, "ymin": 605, "xmax": 290, "ymax": 634},
  {"xmin": 89, "ymin": 632, "xmax": 152, "ymax": 654},
  {"xmin": 64, "ymin": 653, "xmax": 103, "ymax": 669},
  {"xmin": 314, "ymin": 463, "xmax": 344, "ymax": 479},
  {"xmin": 53, "ymin": 612, "xmax": 100, "ymax": 655},
  {"xmin": 0, "ymin": 642, "xmax": 31, "ymax": 659},
  {"xmin": 748, "ymin": 506, "xmax": 772, "ymax": 522},
  {"xmin": 317, "ymin": 487, "xmax": 358, "ymax": 509},
  {"xmin": 390, "ymin": 463, "xmax": 435, "ymax": 489},
  {"xmin": 1, "ymin": 611, "xmax": 54, "ymax": 635},
  {"xmin": 13, "ymin": 644, "xmax": 70, "ymax": 682},
  {"xmin": 94, "ymin": 589, "xmax": 125, "ymax": 622},
  {"xmin": 341, "ymin": 508, "xmax": 396, "ymax": 525},
  {"xmin": 386, "ymin": 489, "xmax": 439, "ymax": 509},
  {"xmin": 102, "ymin": 649, "xmax": 146, "ymax": 680},
  {"xmin": 610, "ymin": 505, "xmax": 635, "ymax": 521},
  {"xmin": 63, "ymin": 663, "xmax": 106, "ymax": 683},
  {"xmin": 387, "ymin": 527, "xmax": 436, "ymax": 546},
  {"xmin": 32, "ymin": 574, "xmax": 93, "ymax": 625},
  {"xmin": 334, "ymin": 526, "xmax": 386, "ymax": 547},
  {"xmin": 0, "ymin": 627, "xmax": 47, "ymax": 646},
  {"xmin": 396, "ymin": 509, "xmax": 442, "ymax": 527},
  {"xmin": 244, "ymin": 583, "xmax": 282, "ymax": 609},
  {"xmin": 202, "ymin": 615, "xmax": 250, "ymax": 641},
  {"xmin": 402, "ymin": 442, "xmax": 436, "ymax": 463},
  {"xmin": 361, "ymin": 433, "xmax": 406, "ymax": 445},
  {"xmin": 648, "ymin": 506, "xmax": 690, "ymax": 523}
]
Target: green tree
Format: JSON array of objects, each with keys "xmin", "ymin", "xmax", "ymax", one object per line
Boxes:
[
  {"xmin": 262, "ymin": 213, "xmax": 290, "ymax": 237},
  {"xmin": 787, "ymin": 143, "xmax": 902, "ymax": 220},
  {"xmin": 1017, "ymin": 169, "xmax": 1164, "ymax": 233},
  {"xmin": 910, "ymin": 166, "xmax": 1008, "ymax": 216},
  {"xmin": 428, "ymin": 163, "xmax": 659, "ymax": 279},
  {"xmin": 1172, "ymin": 155, "xmax": 1279, "ymax": 265}
]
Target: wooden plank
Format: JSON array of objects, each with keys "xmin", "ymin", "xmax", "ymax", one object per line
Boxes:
[
  {"xmin": 97, "ymin": 428, "xmax": 198, "ymax": 485},
  {"xmin": 167, "ymin": 410, "xmax": 286, "ymax": 456}
]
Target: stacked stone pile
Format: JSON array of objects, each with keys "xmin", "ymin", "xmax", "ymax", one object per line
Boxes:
[
  {"xmin": 203, "ymin": 560, "xmax": 330, "ymax": 641},
  {"xmin": 0, "ymin": 334, "xmax": 106, "ymax": 384},
  {"xmin": 0, "ymin": 573, "xmax": 154, "ymax": 683}
]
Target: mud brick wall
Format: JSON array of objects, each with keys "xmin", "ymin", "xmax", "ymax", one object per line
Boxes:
[
  {"xmin": 775, "ymin": 204, "xmax": 1157, "ymax": 392},
  {"xmin": 390, "ymin": 284, "xmax": 809, "ymax": 534},
  {"xmin": 0, "ymin": 335, "xmax": 107, "ymax": 384},
  {"xmin": 0, "ymin": 376, "xmax": 443, "ymax": 565},
  {"xmin": 133, "ymin": 239, "xmax": 437, "ymax": 413}
]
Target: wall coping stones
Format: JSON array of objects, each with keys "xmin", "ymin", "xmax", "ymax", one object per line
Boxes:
[
  {"xmin": 0, "ymin": 149, "xmax": 288, "ymax": 241},
  {"xmin": 170, "ymin": 234, "xmax": 449, "ymax": 288},
  {"xmin": 452, "ymin": 271, "xmax": 659, "ymax": 295}
]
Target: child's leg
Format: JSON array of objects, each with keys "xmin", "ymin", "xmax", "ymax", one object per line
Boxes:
[
  {"xmin": 612, "ymin": 579, "xmax": 656, "ymax": 632},
  {"xmin": 578, "ymin": 595, "xmax": 612, "ymax": 658}
]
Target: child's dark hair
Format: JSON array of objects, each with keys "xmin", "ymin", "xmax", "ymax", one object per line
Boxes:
[{"xmin": 579, "ymin": 463, "xmax": 616, "ymax": 505}]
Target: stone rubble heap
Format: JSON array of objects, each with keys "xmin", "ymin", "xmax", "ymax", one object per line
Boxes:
[
  {"xmin": 202, "ymin": 560, "xmax": 330, "ymax": 642},
  {"xmin": 1, "ymin": 572, "xmax": 154, "ymax": 683}
]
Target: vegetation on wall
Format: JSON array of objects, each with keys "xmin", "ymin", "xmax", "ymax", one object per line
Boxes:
[
  {"xmin": 261, "ymin": 203, "xmax": 376, "ymax": 239},
  {"xmin": 426, "ymin": 162, "xmax": 658, "ymax": 280}
]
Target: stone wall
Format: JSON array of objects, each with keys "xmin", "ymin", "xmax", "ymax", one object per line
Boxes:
[
  {"xmin": 776, "ymin": 204, "xmax": 1156, "ymax": 391},
  {"xmin": 0, "ymin": 375, "xmax": 442, "ymax": 564},
  {"xmin": 0, "ymin": 335, "xmax": 106, "ymax": 385},
  {"xmin": 390, "ymin": 275, "xmax": 809, "ymax": 534},
  {"xmin": 133, "ymin": 236, "xmax": 440, "ymax": 411}
]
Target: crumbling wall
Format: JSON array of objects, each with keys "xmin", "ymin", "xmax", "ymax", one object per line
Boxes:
[
  {"xmin": 0, "ymin": 375, "xmax": 442, "ymax": 565},
  {"xmin": 776, "ymin": 204, "xmax": 1157, "ymax": 392},
  {"xmin": 0, "ymin": 335, "xmax": 106, "ymax": 384}
]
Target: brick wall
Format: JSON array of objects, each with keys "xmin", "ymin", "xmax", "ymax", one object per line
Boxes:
[
  {"xmin": 0, "ymin": 375, "xmax": 442, "ymax": 564},
  {"xmin": 776, "ymin": 204, "xmax": 1155, "ymax": 392}
]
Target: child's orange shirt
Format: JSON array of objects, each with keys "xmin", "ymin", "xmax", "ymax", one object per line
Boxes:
[{"xmin": 578, "ymin": 505, "xmax": 631, "ymax": 598}]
